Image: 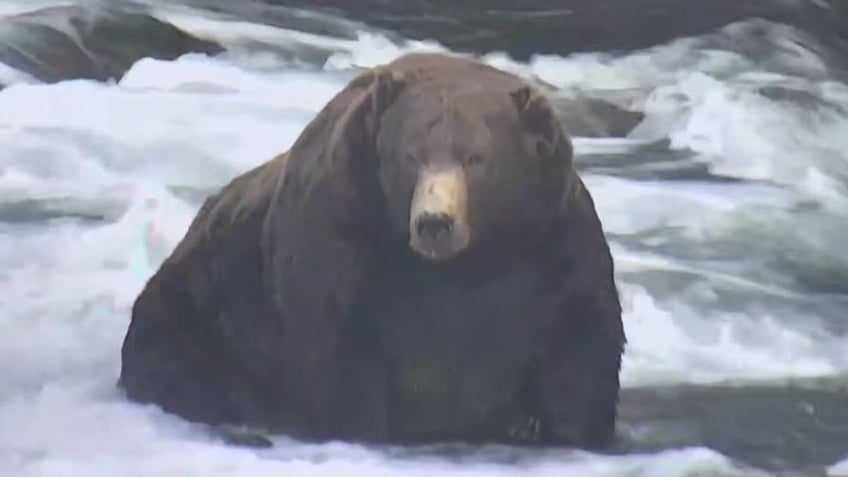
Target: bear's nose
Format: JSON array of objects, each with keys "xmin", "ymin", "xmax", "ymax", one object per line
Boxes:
[{"xmin": 416, "ymin": 212, "xmax": 454, "ymax": 239}]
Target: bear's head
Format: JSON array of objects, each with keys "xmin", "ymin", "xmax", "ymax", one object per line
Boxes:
[{"xmin": 372, "ymin": 61, "xmax": 574, "ymax": 263}]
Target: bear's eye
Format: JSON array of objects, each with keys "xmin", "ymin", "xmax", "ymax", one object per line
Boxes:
[
  {"xmin": 535, "ymin": 140, "xmax": 553, "ymax": 158},
  {"xmin": 464, "ymin": 153, "xmax": 482, "ymax": 166}
]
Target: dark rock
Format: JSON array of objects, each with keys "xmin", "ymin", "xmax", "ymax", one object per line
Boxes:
[
  {"xmin": 0, "ymin": 2, "xmax": 223, "ymax": 84},
  {"xmin": 550, "ymin": 95, "xmax": 644, "ymax": 137}
]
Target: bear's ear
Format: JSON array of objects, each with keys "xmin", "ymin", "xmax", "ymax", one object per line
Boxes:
[
  {"xmin": 364, "ymin": 68, "xmax": 408, "ymax": 135},
  {"xmin": 510, "ymin": 84, "xmax": 558, "ymax": 143},
  {"xmin": 372, "ymin": 69, "xmax": 408, "ymax": 116}
]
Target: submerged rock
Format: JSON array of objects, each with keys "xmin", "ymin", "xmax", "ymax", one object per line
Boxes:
[{"xmin": 617, "ymin": 376, "xmax": 848, "ymax": 476}]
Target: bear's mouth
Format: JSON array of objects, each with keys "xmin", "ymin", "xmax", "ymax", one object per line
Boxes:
[{"xmin": 408, "ymin": 165, "xmax": 471, "ymax": 262}]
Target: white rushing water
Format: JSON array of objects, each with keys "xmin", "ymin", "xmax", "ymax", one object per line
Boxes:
[{"xmin": 2, "ymin": 1, "xmax": 848, "ymax": 476}]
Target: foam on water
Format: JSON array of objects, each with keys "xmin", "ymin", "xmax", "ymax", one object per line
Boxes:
[
  {"xmin": 0, "ymin": 61, "xmax": 37, "ymax": 86},
  {"xmin": 149, "ymin": 4, "xmax": 359, "ymax": 54},
  {"xmin": 0, "ymin": 0, "xmax": 71, "ymax": 18},
  {"xmin": 831, "ymin": 457, "xmax": 848, "ymax": 477},
  {"xmin": 2, "ymin": 4, "xmax": 848, "ymax": 476},
  {"xmin": 146, "ymin": 2, "xmax": 448, "ymax": 73},
  {"xmin": 617, "ymin": 279, "xmax": 841, "ymax": 385},
  {"xmin": 0, "ymin": 54, "xmax": 349, "ymax": 213},
  {"xmin": 632, "ymin": 72, "xmax": 848, "ymax": 197}
]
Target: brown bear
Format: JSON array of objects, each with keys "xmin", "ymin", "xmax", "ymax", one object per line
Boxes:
[{"xmin": 118, "ymin": 52, "xmax": 626, "ymax": 450}]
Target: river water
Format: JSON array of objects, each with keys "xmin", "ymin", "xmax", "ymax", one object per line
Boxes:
[{"xmin": 1, "ymin": 1, "xmax": 847, "ymax": 476}]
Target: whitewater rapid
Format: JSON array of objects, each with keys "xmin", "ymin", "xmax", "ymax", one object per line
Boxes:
[{"xmin": 2, "ymin": 1, "xmax": 848, "ymax": 476}]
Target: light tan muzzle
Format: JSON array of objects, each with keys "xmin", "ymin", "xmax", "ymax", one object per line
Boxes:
[{"xmin": 409, "ymin": 165, "xmax": 471, "ymax": 262}]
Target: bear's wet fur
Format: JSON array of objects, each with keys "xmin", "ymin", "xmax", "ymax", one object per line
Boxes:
[{"xmin": 119, "ymin": 52, "xmax": 626, "ymax": 450}]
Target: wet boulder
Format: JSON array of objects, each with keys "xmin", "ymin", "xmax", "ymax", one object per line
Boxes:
[{"xmin": 0, "ymin": 2, "xmax": 223, "ymax": 84}]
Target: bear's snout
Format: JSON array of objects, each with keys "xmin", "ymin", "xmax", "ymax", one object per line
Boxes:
[{"xmin": 409, "ymin": 165, "xmax": 470, "ymax": 262}]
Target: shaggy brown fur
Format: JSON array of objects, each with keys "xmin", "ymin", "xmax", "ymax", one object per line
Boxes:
[{"xmin": 119, "ymin": 52, "xmax": 625, "ymax": 449}]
